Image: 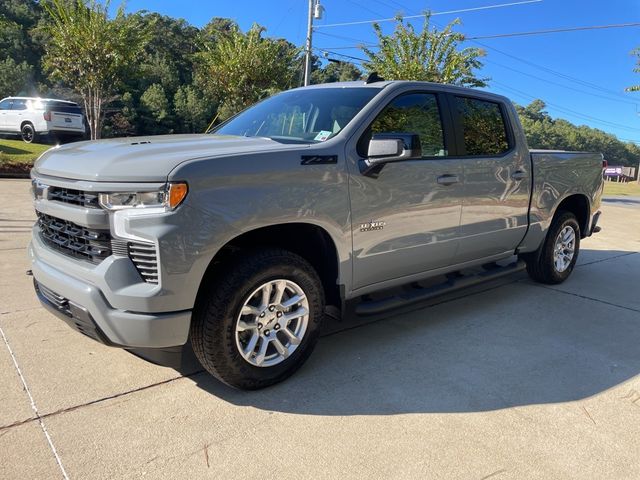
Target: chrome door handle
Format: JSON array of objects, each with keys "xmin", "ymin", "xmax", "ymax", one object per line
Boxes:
[
  {"xmin": 437, "ymin": 174, "xmax": 459, "ymax": 186},
  {"xmin": 511, "ymin": 170, "xmax": 527, "ymax": 181}
]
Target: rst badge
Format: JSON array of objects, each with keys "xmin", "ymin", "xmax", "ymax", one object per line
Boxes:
[{"xmin": 360, "ymin": 220, "xmax": 386, "ymax": 232}]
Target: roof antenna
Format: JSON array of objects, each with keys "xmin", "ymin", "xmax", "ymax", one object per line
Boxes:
[{"xmin": 365, "ymin": 72, "xmax": 385, "ymax": 84}]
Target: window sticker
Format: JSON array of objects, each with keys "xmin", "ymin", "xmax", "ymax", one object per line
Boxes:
[{"xmin": 314, "ymin": 130, "xmax": 332, "ymax": 142}]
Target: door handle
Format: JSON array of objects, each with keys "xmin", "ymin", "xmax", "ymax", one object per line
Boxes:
[
  {"xmin": 437, "ymin": 174, "xmax": 459, "ymax": 186},
  {"xmin": 511, "ymin": 170, "xmax": 527, "ymax": 181}
]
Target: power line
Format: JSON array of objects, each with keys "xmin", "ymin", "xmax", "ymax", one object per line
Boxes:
[
  {"xmin": 313, "ymin": 47, "xmax": 367, "ymax": 64},
  {"xmin": 315, "ymin": 0, "xmax": 542, "ymax": 28},
  {"xmin": 491, "ymin": 80, "xmax": 640, "ymax": 133},
  {"xmin": 467, "ymin": 22, "xmax": 640, "ymax": 40},
  {"xmin": 317, "ymin": 22, "xmax": 640, "ymax": 48},
  {"xmin": 484, "ymin": 58, "xmax": 639, "ymax": 106},
  {"xmin": 470, "ymin": 39, "xmax": 635, "ymax": 102}
]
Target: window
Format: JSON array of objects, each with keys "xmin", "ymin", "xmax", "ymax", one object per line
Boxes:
[
  {"xmin": 455, "ymin": 97, "xmax": 510, "ymax": 156},
  {"xmin": 213, "ymin": 88, "xmax": 378, "ymax": 143},
  {"xmin": 46, "ymin": 101, "xmax": 83, "ymax": 115},
  {"xmin": 0, "ymin": 99, "xmax": 11, "ymax": 110},
  {"xmin": 11, "ymin": 99, "xmax": 27, "ymax": 111},
  {"xmin": 368, "ymin": 93, "xmax": 446, "ymax": 157}
]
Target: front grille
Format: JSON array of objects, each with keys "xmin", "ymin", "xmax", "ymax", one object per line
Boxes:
[
  {"xmin": 48, "ymin": 186, "xmax": 100, "ymax": 208},
  {"xmin": 112, "ymin": 239, "xmax": 159, "ymax": 284},
  {"xmin": 37, "ymin": 212, "xmax": 112, "ymax": 264}
]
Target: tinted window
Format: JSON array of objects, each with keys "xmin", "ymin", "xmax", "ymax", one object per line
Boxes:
[
  {"xmin": 46, "ymin": 101, "xmax": 83, "ymax": 115},
  {"xmin": 455, "ymin": 97, "xmax": 510, "ymax": 156},
  {"xmin": 0, "ymin": 99, "xmax": 10, "ymax": 110},
  {"xmin": 213, "ymin": 88, "xmax": 378, "ymax": 143},
  {"xmin": 11, "ymin": 99, "xmax": 27, "ymax": 110},
  {"xmin": 369, "ymin": 93, "xmax": 446, "ymax": 157}
]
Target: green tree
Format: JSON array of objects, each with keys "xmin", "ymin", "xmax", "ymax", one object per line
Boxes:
[
  {"xmin": 140, "ymin": 83, "xmax": 170, "ymax": 133},
  {"xmin": 626, "ymin": 47, "xmax": 640, "ymax": 92},
  {"xmin": 195, "ymin": 23, "xmax": 301, "ymax": 120},
  {"xmin": 174, "ymin": 85, "xmax": 210, "ymax": 133},
  {"xmin": 516, "ymin": 99, "xmax": 640, "ymax": 167},
  {"xmin": 42, "ymin": 0, "xmax": 146, "ymax": 139},
  {"xmin": 312, "ymin": 61, "xmax": 362, "ymax": 84},
  {"xmin": 361, "ymin": 14, "xmax": 487, "ymax": 87},
  {"xmin": 0, "ymin": 57, "xmax": 34, "ymax": 98}
]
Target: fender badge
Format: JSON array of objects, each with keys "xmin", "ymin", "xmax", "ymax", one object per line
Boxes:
[{"xmin": 360, "ymin": 220, "xmax": 386, "ymax": 232}]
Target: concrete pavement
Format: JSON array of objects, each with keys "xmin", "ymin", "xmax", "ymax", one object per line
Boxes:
[{"xmin": 1, "ymin": 179, "xmax": 639, "ymax": 479}]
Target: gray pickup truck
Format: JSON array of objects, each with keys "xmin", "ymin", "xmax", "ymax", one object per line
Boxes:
[{"xmin": 29, "ymin": 79, "xmax": 604, "ymax": 389}]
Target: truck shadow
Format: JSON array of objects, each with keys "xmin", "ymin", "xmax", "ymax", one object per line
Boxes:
[{"xmin": 189, "ymin": 248, "xmax": 640, "ymax": 415}]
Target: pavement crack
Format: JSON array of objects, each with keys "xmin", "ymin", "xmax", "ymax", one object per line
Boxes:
[
  {"xmin": 480, "ymin": 469, "xmax": 507, "ymax": 480},
  {"xmin": 581, "ymin": 405, "xmax": 597, "ymax": 426},
  {"xmin": 576, "ymin": 251, "xmax": 638, "ymax": 267},
  {"xmin": 529, "ymin": 283, "xmax": 640, "ymax": 314},
  {"xmin": 1, "ymin": 306, "xmax": 43, "ymax": 316},
  {"xmin": 0, "ymin": 369, "xmax": 206, "ymax": 433},
  {"xmin": 0, "ymin": 324, "xmax": 70, "ymax": 480}
]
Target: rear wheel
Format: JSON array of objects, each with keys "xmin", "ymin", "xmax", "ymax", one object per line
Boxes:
[
  {"xmin": 190, "ymin": 248, "xmax": 325, "ymax": 390},
  {"xmin": 523, "ymin": 211, "xmax": 580, "ymax": 284},
  {"xmin": 21, "ymin": 123, "xmax": 36, "ymax": 143}
]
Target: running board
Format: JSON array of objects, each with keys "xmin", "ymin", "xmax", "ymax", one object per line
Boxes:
[{"xmin": 354, "ymin": 260, "xmax": 526, "ymax": 316}]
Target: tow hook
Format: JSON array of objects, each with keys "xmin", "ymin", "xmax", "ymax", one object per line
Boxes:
[{"xmin": 26, "ymin": 270, "xmax": 33, "ymax": 276}]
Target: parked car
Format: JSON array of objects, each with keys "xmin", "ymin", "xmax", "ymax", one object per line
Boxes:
[
  {"xmin": 28, "ymin": 78, "xmax": 604, "ymax": 389},
  {"xmin": 0, "ymin": 96, "xmax": 86, "ymax": 143}
]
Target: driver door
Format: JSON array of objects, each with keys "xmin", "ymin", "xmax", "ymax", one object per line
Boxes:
[{"xmin": 348, "ymin": 91, "xmax": 464, "ymax": 292}]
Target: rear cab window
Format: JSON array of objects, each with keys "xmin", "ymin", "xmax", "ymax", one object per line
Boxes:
[{"xmin": 454, "ymin": 96, "xmax": 511, "ymax": 156}]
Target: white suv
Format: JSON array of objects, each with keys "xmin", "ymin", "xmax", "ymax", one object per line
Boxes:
[{"xmin": 0, "ymin": 97, "xmax": 86, "ymax": 143}]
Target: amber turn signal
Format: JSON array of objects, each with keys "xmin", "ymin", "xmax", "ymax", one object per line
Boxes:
[{"xmin": 168, "ymin": 182, "xmax": 188, "ymax": 209}]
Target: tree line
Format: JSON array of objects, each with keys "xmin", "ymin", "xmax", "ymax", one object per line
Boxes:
[{"xmin": 1, "ymin": 0, "xmax": 638, "ymax": 166}]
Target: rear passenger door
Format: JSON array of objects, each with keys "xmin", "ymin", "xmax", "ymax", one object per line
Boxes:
[{"xmin": 451, "ymin": 95, "xmax": 531, "ymax": 263}]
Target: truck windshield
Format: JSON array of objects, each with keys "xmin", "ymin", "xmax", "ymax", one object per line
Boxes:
[{"xmin": 211, "ymin": 88, "xmax": 379, "ymax": 143}]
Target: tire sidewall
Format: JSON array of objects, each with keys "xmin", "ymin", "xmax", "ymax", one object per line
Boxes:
[
  {"xmin": 545, "ymin": 213, "xmax": 580, "ymax": 282},
  {"xmin": 21, "ymin": 123, "xmax": 35, "ymax": 143},
  {"xmin": 193, "ymin": 250, "xmax": 325, "ymax": 389}
]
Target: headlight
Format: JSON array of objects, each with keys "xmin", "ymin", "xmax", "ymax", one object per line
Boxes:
[{"xmin": 98, "ymin": 182, "xmax": 188, "ymax": 211}]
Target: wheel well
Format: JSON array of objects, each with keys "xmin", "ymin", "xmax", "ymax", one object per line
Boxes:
[
  {"xmin": 201, "ymin": 223, "xmax": 341, "ymax": 308},
  {"xmin": 555, "ymin": 194, "xmax": 589, "ymax": 237},
  {"xmin": 21, "ymin": 121, "xmax": 34, "ymax": 129}
]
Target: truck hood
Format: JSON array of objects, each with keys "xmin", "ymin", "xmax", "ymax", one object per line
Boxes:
[{"xmin": 33, "ymin": 134, "xmax": 308, "ymax": 182}]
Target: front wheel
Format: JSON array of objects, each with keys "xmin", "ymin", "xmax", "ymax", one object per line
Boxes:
[
  {"xmin": 523, "ymin": 211, "xmax": 580, "ymax": 284},
  {"xmin": 190, "ymin": 248, "xmax": 325, "ymax": 390}
]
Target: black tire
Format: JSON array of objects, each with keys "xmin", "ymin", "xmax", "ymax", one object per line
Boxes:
[
  {"xmin": 523, "ymin": 211, "xmax": 581, "ymax": 284},
  {"xmin": 21, "ymin": 123, "xmax": 36, "ymax": 143},
  {"xmin": 190, "ymin": 248, "xmax": 325, "ymax": 390}
]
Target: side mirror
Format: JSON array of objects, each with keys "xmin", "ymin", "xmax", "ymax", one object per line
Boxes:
[{"xmin": 360, "ymin": 133, "xmax": 422, "ymax": 176}]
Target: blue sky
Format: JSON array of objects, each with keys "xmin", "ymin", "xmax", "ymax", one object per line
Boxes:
[{"xmin": 126, "ymin": 0, "xmax": 640, "ymax": 143}]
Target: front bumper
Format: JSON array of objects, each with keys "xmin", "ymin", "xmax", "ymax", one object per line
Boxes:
[{"xmin": 30, "ymin": 239, "xmax": 192, "ymax": 349}]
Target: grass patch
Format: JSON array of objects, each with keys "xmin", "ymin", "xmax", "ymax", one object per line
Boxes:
[
  {"xmin": 0, "ymin": 138, "xmax": 50, "ymax": 175},
  {"xmin": 603, "ymin": 181, "xmax": 640, "ymax": 197}
]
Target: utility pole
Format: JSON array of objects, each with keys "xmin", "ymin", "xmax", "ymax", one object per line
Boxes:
[{"xmin": 304, "ymin": 0, "xmax": 324, "ymax": 86}]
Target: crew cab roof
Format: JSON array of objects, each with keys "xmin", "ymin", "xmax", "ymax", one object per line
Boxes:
[{"xmin": 296, "ymin": 80, "xmax": 511, "ymax": 104}]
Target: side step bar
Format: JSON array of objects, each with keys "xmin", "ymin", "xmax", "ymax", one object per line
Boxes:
[{"xmin": 354, "ymin": 260, "xmax": 526, "ymax": 316}]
